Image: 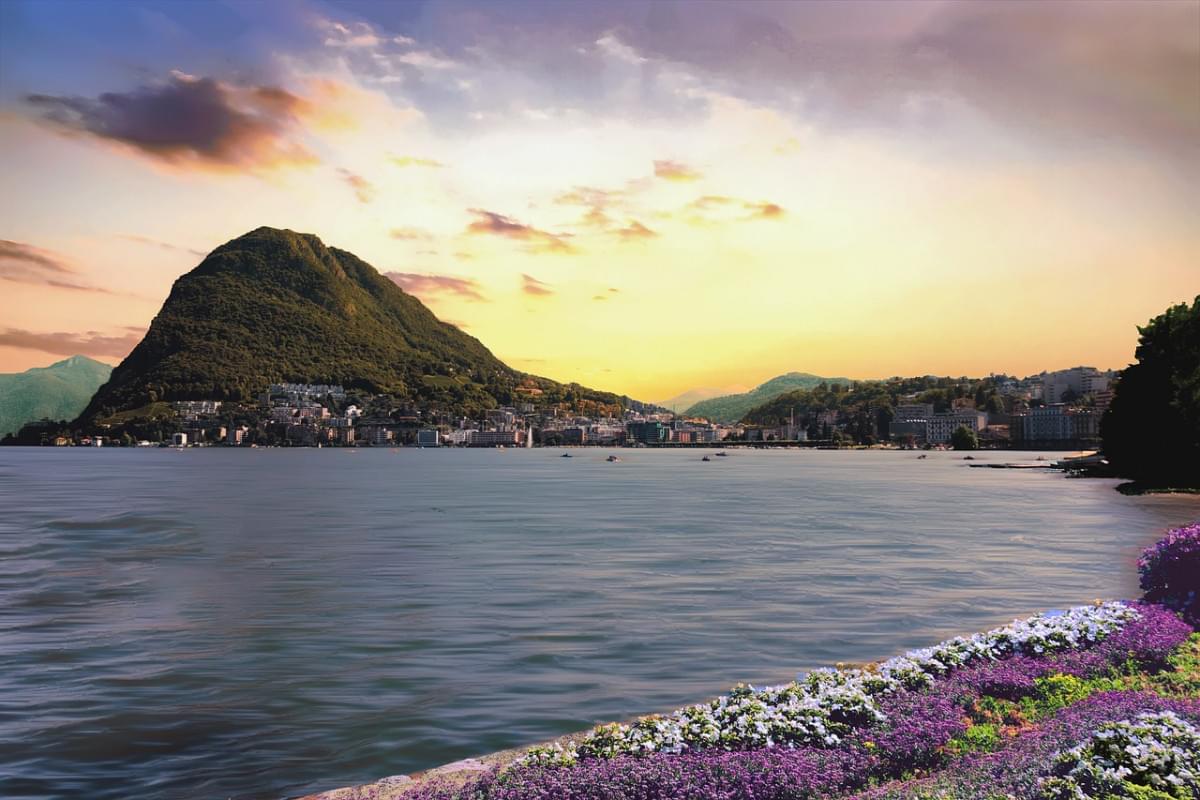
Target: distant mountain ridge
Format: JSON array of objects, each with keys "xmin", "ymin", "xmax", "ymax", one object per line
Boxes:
[
  {"xmin": 77, "ymin": 226, "xmax": 644, "ymax": 425},
  {"xmin": 684, "ymin": 371, "xmax": 852, "ymax": 422},
  {"xmin": 0, "ymin": 356, "xmax": 112, "ymax": 437},
  {"xmin": 656, "ymin": 384, "xmax": 750, "ymax": 412}
]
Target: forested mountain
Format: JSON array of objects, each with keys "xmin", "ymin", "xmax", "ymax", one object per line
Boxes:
[
  {"xmin": 0, "ymin": 356, "xmax": 112, "ymax": 437},
  {"xmin": 77, "ymin": 227, "xmax": 640, "ymax": 425}
]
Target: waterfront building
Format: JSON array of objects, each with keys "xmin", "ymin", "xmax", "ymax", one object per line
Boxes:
[
  {"xmin": 1010, "ymin": 404, "xmax": 1103, "ymax": 447},
  {"xmin": 470, "ymin": 430, "xmax": 523, "ymax": 447},
  {"xmin": 926, "ymin": 410, "xmax": 987, "ymax": 445},
  {"xmin": 417, "ymin": 429, "xmax": 440, "ymax": 447},
  {"xmin": 626, "ymin": 420, "xmax": 669, "ymax": 445},
  {"xmin": 171, "ymin": 432, "xmax": 188, "ymax": 446}
]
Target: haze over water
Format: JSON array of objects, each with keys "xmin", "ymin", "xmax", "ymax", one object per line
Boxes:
[{"xmin": 1, "ymin": 448, "xmax": 1196, "ymax": 800}]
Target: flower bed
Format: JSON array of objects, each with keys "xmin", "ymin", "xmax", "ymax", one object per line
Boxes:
[
  {"xmin": 401, "ymin": 603, "xmax": 1193, "ymax": 800},
  {"xmin": 385, "ymin": 522, "xmax": 1200, "ymax": 800},
  {"xmin": 531, "ymin": 602, "xmax": 1142, "ymax": 764},
  {"xmin": 853, "ymin": 691, "xmax": 1200, "ymax": 800}
]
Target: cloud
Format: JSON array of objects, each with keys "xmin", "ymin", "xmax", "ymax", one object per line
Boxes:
[
  {"xmin": 592, "ymin": 294, "xmax": 608, "ymax": 301},
  {"xmin": 0, "ymin": 327, "xmax": 143, "ymax": 358},
  {"xmin": 391, "ymin": 155, "xmax": 445, "ymax": 168},
  {"xmin": 118, "ymin": 234, "xmax": 207, "ymax": 256},
  {"xmin": 466, "ymin": 209, "xmax": 576, "ymax": 253},
  {"xmin": 614, "ymin": 220, "xmax": 658, "ymax": 240},
  {"xmin": 0, "ymin": 239, "xmax": 118, "ymax": 294},
  {"xmin": 337, "ymin": 168, "xmax": 376, "ymax": 203},
  {"xmin": 319, "ymin": 19, "xmax": 383, "ymax": 49},
  {"xmin": 521, "ymin": 273, "xmax": 554, "ymax": 297},
  {"xmin": 385, "ymin": 272, "xmax": 486, "ymax": 302},
  {"xmin": 654, "ymin": 159, "xmax": 702, "ymax": 182},
  {"xmin": 745, "ymin": 201, "xmax": 785, "ymax": 219},
  {"xmin": 25, "ymin": 71, "xmax": 320, "ymax": 172},
  {"xmin": 608, "ymin": 287, "xmax": 619, "ymax": 293},
  {"xmin": 680, "ymin": 195, "xmax": 785, "ymax": 224},
  {"xmin": 390, "ymin": 227, "xmax": 433, "ymax": 241}
]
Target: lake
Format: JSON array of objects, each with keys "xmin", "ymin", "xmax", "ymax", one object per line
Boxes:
[{"xmin": 0, "ymin": 447, "xmax": 1195, "ymax": 799}]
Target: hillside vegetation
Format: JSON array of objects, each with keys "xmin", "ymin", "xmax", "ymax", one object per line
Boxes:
[
  {"xmin": 77, "ymin": 227, "xmax": 638, "ymax": 425},
  {"xmin": 684, "ymin": 372, "xmax": 850, "ymax": 422},
  {"xmin": 0, "ymin": 356, "xmax": 111, "ymax": 437}
]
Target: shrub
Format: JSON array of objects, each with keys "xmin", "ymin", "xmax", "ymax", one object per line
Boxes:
[{"xmin": 1140, "ymin": 522, "xmax": 1200, "ymax": 626}]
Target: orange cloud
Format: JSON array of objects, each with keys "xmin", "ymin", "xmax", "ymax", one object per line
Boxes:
[
  {"xmin": 337, "ymin": 168, "xmax": 376, "ymax": 203},
  {"xmin": 390, "ymin": 227, "xmax": 433, "ymax": 241},
  {"xmin": 745, "ymin": 201, "xmax": 785, "ymax": 219},
  {"xmin": 0, "ymin": 326, "xmax": 143, "ymax": 358},
  {"xmin": 386, "ymin": 272, "xmax": 486, "ymax": 302},
  {"xmin": 614, "ymin": 220, "xmax": 658, "ymax": 240},
  {"xmin": 521, "ymin": 273, "xmax": 554, "ymax": 296},
  {"xmin": 654, "ymin": 159, "xmax": 702, "ymax": 182},
  {"xmin": 25, "ymin": 71, "xmax": 321, "ymax": 172},
  {"xmin": 466, "ymin": 209, "xmax": 576, "ymax": 253},
  {"xmin": 117, "ymin": 234, "xmax": 206, "ymax": 256},
  {"xmin": 0, "ymin": 240, "xmax": 118, "ymax": 294}
]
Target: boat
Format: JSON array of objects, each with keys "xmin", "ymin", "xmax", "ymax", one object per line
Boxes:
[
  {"xmin": 561, "ymin": 452, "xmax": 572, "ymax": 458},
  {"xmin": 917, "ymin": 454, "xmax": 927, "ymax": 459},
  {"xmin": 702, "ymin": 455, "xmax": 711, "ymax": 462},
  {"xmin": 606, "ymin": 455, "xmax": 620, "ymax": 462},
  {"xmin": 714, "ymin": 452, "xmax": 728, "ymax": 457}
]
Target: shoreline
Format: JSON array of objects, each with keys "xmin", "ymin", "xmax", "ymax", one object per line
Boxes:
[{"xmin": 299, "ymin": 601, "xmax": 1197, "ymax": 800}]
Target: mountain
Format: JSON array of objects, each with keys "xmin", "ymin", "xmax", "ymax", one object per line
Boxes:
[
  {"xmin": 78, "ymin": 227, "xmax": 639, "ymax": 425},
  {"xmin": 0, "ymin": 356, "xmax": 112, "ymax": 437},
  {"xmin": 656, "ymin": 384, "xmax": 749, "ymax": 413},
  {"xmin": 683, "ymin": 372, "xmax": 851, "ymax": 422}
]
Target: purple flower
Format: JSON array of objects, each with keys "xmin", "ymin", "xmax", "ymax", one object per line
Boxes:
[{"xmin": 1140, "ymin": 521, "xmax": 1200, "ymax": 626}]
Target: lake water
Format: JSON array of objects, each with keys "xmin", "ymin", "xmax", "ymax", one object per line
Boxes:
[{"xmin": 1, "ymin": 447, "xmax": 1196, "ymax": 799}]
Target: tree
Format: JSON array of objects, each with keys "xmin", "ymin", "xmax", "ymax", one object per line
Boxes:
[
  {"xmin": 1101, "ymin": 296, "xmax": 1200, "ymax": 487},
  {"xmin": 951, "ymin": 425, "xmax": 979, "ymax": 451}
]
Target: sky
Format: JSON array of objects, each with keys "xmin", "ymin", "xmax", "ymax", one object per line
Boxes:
[{"xmin": 0, "ymin": 0, "xmax": 1196, "ymax": 403}]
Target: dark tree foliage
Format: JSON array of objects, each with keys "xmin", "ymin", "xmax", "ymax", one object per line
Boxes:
[
  {"xmin": 951, "ymin": 425, "xmax": 978, "ymax": 451},
  {"xmin": 73, "ymin": 227, "xmax": 635, "ymax": 430},
  {"xmin": 1101, "ymin": 296, "xmax": 1200, "ymax": 487}
]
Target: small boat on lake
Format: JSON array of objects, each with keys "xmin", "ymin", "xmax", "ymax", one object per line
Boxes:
[
  {"xmin": 606, "ymin": 455, "xmax": 621, "ymax": 462},
  {"xmin": 714, "ymin": 452, "xmax": 728, "ymax": 457},
  {"xmin": 702, "ymin": 455, "xmax": 711, "ymax": 462},
  {"xmin": 561, "ymin": 452, "xmax": 572, "ymax": 458}
]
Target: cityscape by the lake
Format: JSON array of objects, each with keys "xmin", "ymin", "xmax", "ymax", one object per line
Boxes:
[{"xmin": 1, "ymin": 1, "xmax": 1197, "ymax": 800}]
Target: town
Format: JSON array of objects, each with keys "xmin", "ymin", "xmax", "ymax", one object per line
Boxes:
[{"xmin": 47, "ymin": 367, "xmax": 1115, "ymax": 451}]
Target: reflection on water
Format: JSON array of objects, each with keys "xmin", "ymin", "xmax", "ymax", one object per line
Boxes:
[{"xmin": 0, "ymin": 448, "xmax": 1194, "ymax": 799}]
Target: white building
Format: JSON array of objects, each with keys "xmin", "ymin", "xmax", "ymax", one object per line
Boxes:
[
  {"xmin": 1042, "ymin": 367, "xmax": 1112, "ymax": 403},
  {"xmin": 926, "ymin": 410, "xmax": 987, "ymax": 445}
]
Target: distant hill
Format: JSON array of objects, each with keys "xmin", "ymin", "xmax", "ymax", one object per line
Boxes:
[
  {"xmin": 0, "ymin": 356, "xmax": 112, "ymax": 437},
  {"xmin": 656, "ymin": 384, "xmax": 749, "ymax": 413},
  {"xmin": 77, "ymin": 227, "xmax": 644, "ymax": 425},
  {"xmin": 684, "ymin": 372, "xmax": 851, "ymax": 422}
]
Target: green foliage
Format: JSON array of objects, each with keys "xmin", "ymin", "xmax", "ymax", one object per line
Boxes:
[
  {"xmin": 0, "ymin": 355, "xmax": 111, "ymax": 437},
  {"xmin": 951, "ymin": 425, "xmax": 979, "ymax": 451},
  {"xmin": 946, "ymin": 723, "xmax": 1001, "ymax": 755},
  {"xmin": 74, "ymin": 228, "xmax": 631, "ymax": 428},
  {"xmin": 1024, "ymin": 674, "xmax": 1094, "ymax": 719},
  {"xmin": 1102, "ymin": 296, "xmax": 1200, "ymax": 487},
  {"xmin": 683, "ymin": 372, "xmax": 850, "ymax": 423}
]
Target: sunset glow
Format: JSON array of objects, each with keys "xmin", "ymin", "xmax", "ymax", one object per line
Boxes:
[{"xmin": 1, "ymin": 0, "xmax": 1196, "ymax": 401}]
